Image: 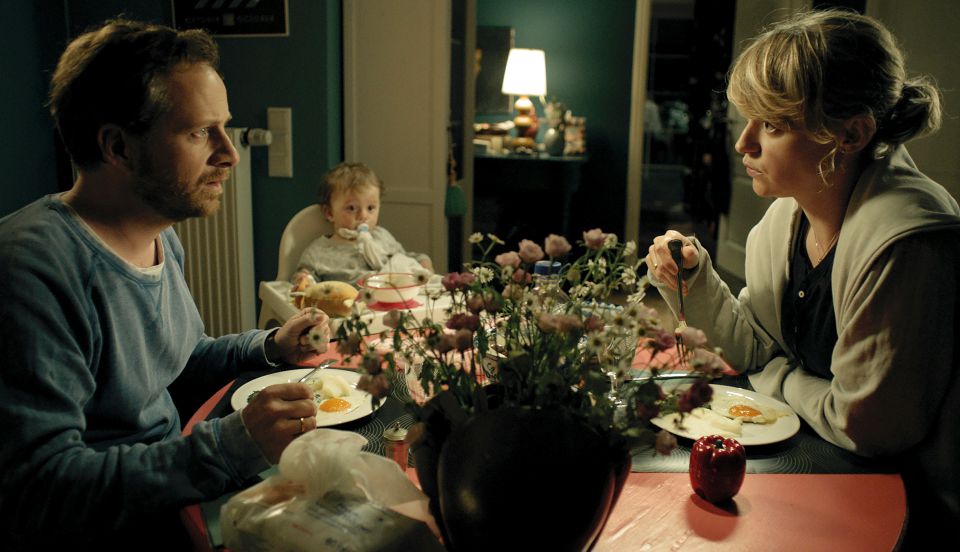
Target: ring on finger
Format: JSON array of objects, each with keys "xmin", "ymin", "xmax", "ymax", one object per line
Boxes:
[{"xmin": 299, "ymin": 416, "xmax": 305, "ymax": 434}]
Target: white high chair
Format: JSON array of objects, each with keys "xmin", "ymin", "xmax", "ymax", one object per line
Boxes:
[
  {"xmin": 257, "ymin": 204, "xmax": 453, "ymax": 331},
  {"xmin": 257, "ymin": 204, "xmax": 331, "ymax": 329}
]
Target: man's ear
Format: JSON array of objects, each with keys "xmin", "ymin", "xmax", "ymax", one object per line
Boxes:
[
  {"xmin": 97, "ymin": 124, "xmax": 130, "ymax": 167},
  {"xmin": 839, "ymin": 114, "xmax": 877, "ymax": 154}
]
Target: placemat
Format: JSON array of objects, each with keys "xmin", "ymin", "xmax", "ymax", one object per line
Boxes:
[
  {"xmin": 208, "ymin": 368, "xmax": 418, "ymax": 458},
  {"xmin": 631, "ymin": 375, "xmax": 898, "ymax": 475}
]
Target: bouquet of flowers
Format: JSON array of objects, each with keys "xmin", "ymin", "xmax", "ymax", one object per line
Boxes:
[{"xmin": 334, "ymin": 228, "xmax": 723, "ymax": 454}]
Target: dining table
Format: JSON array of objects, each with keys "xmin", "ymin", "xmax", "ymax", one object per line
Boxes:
[{"xmin": 180, "ymin": 340, "xmax": 907, "ymax": 551}]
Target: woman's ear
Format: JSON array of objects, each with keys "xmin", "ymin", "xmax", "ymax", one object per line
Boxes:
[
  {"xmin": 839, "ymin": 114, "xmax": 877, "ymax": 154},
  {"xmin": 97, "ymin": 124, "xmax": 129, "ymax": 167}
]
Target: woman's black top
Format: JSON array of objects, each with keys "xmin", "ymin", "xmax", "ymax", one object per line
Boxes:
[{"xmin": 781, "ymin": 215, "xmax": 838, "ymax": 379}]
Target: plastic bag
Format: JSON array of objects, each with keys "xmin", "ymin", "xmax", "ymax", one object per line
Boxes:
[{"xmin": 221, "ymin": 429, "xmax": 443, "ymax": 551}]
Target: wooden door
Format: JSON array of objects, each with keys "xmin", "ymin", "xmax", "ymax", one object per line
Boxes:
[{"xmin": 343, "ymin": 0, "xmax": 451, "ymax": 271}]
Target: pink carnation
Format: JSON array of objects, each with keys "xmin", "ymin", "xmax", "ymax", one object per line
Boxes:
[
  {"xmin": 518, "ymin": 239, "xmax": 545, "ymax": 263},
  {"xmin": 583, "ymin": 228, "xmax": 607, "ymax": 250},
  {"xmin": 495, "ymin": 251, "xmax": 522, "ymax": 268},
  {"xmin": 545, "ymin": 234, "xmax": 572, "ymax": 258}
]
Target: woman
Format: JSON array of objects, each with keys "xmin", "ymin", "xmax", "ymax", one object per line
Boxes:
[{"xmin": 647, "ymin": 9, "xmax": 959, "ymax": 527}]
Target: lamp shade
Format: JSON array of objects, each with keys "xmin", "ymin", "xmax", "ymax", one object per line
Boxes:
[{"xmin": 501, "ymin": 48, "xmax": 547, "ymax": 96}]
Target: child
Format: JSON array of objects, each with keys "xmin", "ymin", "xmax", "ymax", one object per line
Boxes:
[{"xmin": 294, "ymin": 162, "xmax": 433, "ymax": 286}]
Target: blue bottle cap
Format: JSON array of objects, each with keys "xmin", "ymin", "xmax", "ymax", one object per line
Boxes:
[{"xmin": 533, "ymin": 260, "xmax": 562, "ymax": 275}]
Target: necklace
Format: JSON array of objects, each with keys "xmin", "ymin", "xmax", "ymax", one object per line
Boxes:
[{"xmin": 811, "ymin": 226, "xmax": 840, "ymax": 265}]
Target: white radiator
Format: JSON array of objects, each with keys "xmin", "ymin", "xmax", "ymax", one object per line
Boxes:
[{"xmin": 174, "ymin": 127, "xmax": 255, "ymax": 338}]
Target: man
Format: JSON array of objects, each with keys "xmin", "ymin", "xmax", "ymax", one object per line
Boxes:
[{"xmin": 0, "ymin": 19, "xmax": 329, "ymax": 548}]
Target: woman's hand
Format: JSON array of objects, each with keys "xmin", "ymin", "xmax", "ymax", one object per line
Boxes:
[
  {"xmin": 646, "ymin": 230, "xmax": 699, "ymax": 293},
  {"xmin": 268, "ymin": 307, "xmax": 332, "ymax": 366}
]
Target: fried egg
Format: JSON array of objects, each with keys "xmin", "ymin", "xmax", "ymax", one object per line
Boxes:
[
  {"xmin": 710, "ymin": 394, "xmax": 785, "ymax": 425},
  {"xmin": 303, "ymin": 373, "xmax": 368, "ymax": 422},
  {"xmin": 314, "ymin": 389, "xmax": 365, "ymax": 422}
]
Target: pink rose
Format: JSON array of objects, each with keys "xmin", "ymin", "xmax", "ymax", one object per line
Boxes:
[
  {"xmin": 454, "ymin": 328, "xmax": 474, "ymax": 351},
  {"xmin": 340, "ymin": 332, "xmax": 363, "ymax": 356},
  {"xmin": 495, "ymin": 251, "xmax": 522, "ymax": 268},
  {"xmin": 678, "ymin": 380, "xmax": 713, "ymax": 413},
  {"xmin": 466, "ymin": 293, "xmax": 485, "ymax": 314},
  {"xmin": 678, "ymin": 326, "xmax": 708, "ymax": 349},
  {"xmin": 482, "ymin": 290, "xmax": 503, "ymax": 313},
  {"xmin": 441, "ymin": 272, "xmax": 461, "ymax": 292},
  {"xmin": 583, "ymin": 315, "xmax": 605, "ymax": 333},
  {"xmin": 511, "ymin": 268, "xmax": 532, "ymax": 284},
  {"xmin": 654, "ymin": 429, "xmax": 678, "ymax": 455},
  {"xmin": 583, "ymin": 228, "xmax": 607, "ymax": 250},
  {"xmin": 357, "ymin": 373, "xmax": 391, "ymax": 399},
  {"xmin": 382, "ymin": 309, "xmax": 403, "ymax": 329},
  {"xmin": 436, "ymin": 333, "xmax": 458, "ymax": 354},
  {"xmin": 518, "ymin": 239, "xmax": 545, "ymax": 263},
  {"xmin": 447, "ymin": 312, "xmax": 480, "ymax": 332},
  {"xmin": 458, "ymin": 272, "xmax": 476, "ymax": 286},
  {"xmin": 537, "ymin": 313, "xmax": 582, "ymax": 333},
  {"xmin": 650, "ymin": 329, "xmax": 676, "ymax": 352},
  {"xmin": 544, "ymin": 234, "xmax": 572, "ymax": 258}
]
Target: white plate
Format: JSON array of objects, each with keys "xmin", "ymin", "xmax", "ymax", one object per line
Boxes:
[
  {"xmin": 231, "ymin": 368, "xmax": 379, "ymax": 427},
  {"xmin": 650, "ymin": 385, "xmax": 801, "ymax": 446}
]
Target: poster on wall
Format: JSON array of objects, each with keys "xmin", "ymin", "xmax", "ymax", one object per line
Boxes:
[{"xmin": 172, "ymin": 0, "xmax": 289, "ymax": 37}]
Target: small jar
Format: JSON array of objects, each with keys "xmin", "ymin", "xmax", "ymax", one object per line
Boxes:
[{"xmin": 383, "ymin": 422, "xmax": 409, "ymax": 469}]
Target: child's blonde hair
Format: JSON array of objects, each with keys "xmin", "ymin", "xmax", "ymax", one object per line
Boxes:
[
  {"xmin": 727, "ymin": 9, "xmax": 941, "ymax": 181},
  {"xmin": 318, "ymin": 162, "xmax": 384, "ymax": 207}
]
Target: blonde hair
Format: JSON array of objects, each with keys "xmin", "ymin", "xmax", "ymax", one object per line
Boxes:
[
  {"xmin": 727, "ymin": 9, "xmax": 942, "ymax": 181},
  {"xmin": 317, "ymin": 162, "xmax": 384, "ymax": 207}
]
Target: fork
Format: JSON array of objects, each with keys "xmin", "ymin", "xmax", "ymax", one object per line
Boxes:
[
  {"xmin": 667, "ymin": 239, "xmax": 688, "ymax": 368},
  {"xmin": 298, "ymin": 359, "xmax": 336, "ymax": 383}
]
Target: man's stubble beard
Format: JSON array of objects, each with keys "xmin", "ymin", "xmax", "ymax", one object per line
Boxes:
[{"xmin": 132, "ymin": 156, "xmax": 228, "ymax": 221}]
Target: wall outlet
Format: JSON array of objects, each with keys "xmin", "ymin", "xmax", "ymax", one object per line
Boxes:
[{"xmin": 267, "ymin": 107, "xmax": 293, "ymax": 178}]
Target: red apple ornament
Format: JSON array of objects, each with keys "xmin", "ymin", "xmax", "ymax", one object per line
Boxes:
[{"xmin": 689, "ymin": 435, "xmax": 746, "ymax": 503}]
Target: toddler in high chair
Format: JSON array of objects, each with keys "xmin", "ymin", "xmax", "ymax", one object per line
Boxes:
[{"xmin": 292, "ymin": 162, "xmax": 434, "ymax": 288}]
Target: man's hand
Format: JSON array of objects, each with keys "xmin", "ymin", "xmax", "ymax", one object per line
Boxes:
[
  {"xmin": 241, "ymin": 383, "xmax": 317, "ymax": 463},
  {"xmin": 268, "ymin": 307, "xmax": 332, "ymax": 366}
]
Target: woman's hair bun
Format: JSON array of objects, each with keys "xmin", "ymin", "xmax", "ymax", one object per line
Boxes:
[{"xmin": 876, "ymin": 76, "xmax": 942, "ymax": 152}]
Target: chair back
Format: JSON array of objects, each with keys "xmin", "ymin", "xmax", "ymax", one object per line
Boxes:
[{"xmin": 275, "ymin": 204, "xmax": 332, "ymax": 281}]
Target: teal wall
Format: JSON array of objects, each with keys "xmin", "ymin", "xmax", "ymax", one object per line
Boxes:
[
  {"xmin": 0, "ymin": 0, "xmax": 67, "ymax": 217},
  {"xmin": 477, "ymin": 0, "xmax": 636, "ymax": 237},
  {"xmin": 0, "ymin": 0, "xmax": 342, "ymax": 305}
]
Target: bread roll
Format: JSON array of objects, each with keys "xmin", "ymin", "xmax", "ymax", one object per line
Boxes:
[{"xmin": 299, "ymin": 281, "xmax": 359, "ymax": 317}]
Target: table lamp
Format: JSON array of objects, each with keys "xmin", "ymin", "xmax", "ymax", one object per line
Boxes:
[{"xmin": 501, "ymin": 48, "xmax": 546, "ymax": 151}]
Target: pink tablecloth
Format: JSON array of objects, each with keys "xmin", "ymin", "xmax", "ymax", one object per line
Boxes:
[{"xmin": 180, "ymin": 343, "xmax": 906, "ymax": 551}]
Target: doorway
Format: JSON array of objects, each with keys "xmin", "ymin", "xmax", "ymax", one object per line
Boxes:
[{"xmin": 635, "ymin": 0, "xmax": 736, "ymax": 260}]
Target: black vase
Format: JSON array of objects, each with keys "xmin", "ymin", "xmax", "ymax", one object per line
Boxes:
[{"xmin": 420, "ymin": 406, "xmax": 629, "ymax": 552}]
